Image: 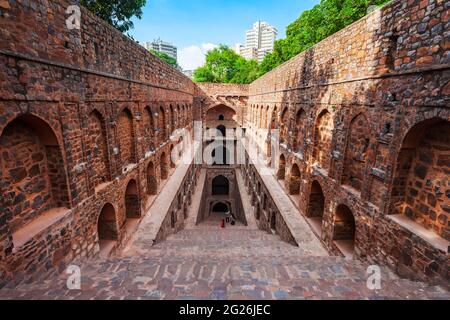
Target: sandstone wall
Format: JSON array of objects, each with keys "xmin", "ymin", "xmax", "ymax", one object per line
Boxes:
[
  {"xmin": 247, "ymin": 0, "xmax": 449, "ymax": 283},
  {"xmin": 1, "ymin": 0, "xmax": 449, "ymax": 288},
  {"xmin": 0, "ymin": 0, "xmax": 196, "ymax": 287},
  {"xmin": 196, "ymin": 83, "xmax": 249, "ymax": 125}
]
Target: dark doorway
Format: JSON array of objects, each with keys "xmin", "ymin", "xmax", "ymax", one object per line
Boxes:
[
  {"xmin": 125, "ymin": 179, "xmax": 140, "ymax": 218},
  {"xmin": 213, "ymin": 202, "xmax": 229, "ymax": 213},
  {"xmin": 212, "ymin": 175, "xmax": 230, "ymax": 195}
]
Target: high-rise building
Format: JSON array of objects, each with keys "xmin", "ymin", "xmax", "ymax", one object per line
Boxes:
[
  {"xmin": 237, "ymin": 21, "xmax": 278, "ymax": 62},
  {"xmin": 234, "ymin": 44, "xmax": 258, "ymax": 61},
  {"xmin": 145, "ymin": 38, "xmax": 178, "ymax": 61}
]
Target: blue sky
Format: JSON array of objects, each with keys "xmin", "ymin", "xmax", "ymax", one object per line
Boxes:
[{"xmin": 130, "ymin": 0, "xmax": 320, "ymax": 70}]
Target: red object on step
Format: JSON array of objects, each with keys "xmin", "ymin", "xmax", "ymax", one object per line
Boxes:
[{"xmin": 221, "ymin": 219, "xmax": 225, "ymax": 229}]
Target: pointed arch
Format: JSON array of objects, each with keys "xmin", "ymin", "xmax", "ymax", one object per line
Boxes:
[
  {"xmin": 169, "ymin": 145, "xmax": 176, "ymax": 168},
  {"xmin": 206, "ymin": 104, "xmax": 237, "ymax": 122},
  {"xmin": 277, "ymin": 154, "xmax": 286, "ymax": 180},
  {"xmin": 307, "ymin": 181, "xmax": 325, "ymax": 219},
  {"xmin": 293, "ymin": 108, "xmax": 306, "ymax": 153},
  {"xmin": 125, "ymin": 179, "xmax": 140, "ymax": 219},
  {"xmin": 160, "ymin": 152, "xmax": 169, "ymax": 180},
  {"xmin": 159, "ymin": 106, "xmax": 166, "ymax": 142},
  {"xmin": 280, "ymin": 107, "xmax": 289, "ymax": 144},
  {"xmin": 117, "ymin": 108, "xmax": 136, "ymax": 168},
  {"xmin": 313, "ymin": 109, "xmax": 333, "ymax": 171},
  {"xmin": 289, "ymin": 163, "xmax": 301, "ymax": 195},
  {"xmin": 0, "ymin": 114, "xmax": 70, "ymax": 233},
  {"xmin": 270, "ymin": 107, "xmax": 277, "ymax": 130},
  {"xmin": 176, "ymin": 105, "xmax": 181, "ymax": 129},
  {"xmin": 147, "ymin": 161, "xmax": 157, "ymax": 195},
  {"xmin": 333, "ymin": 204, "xmax": 356, "ymax": 257},
  {"xmin": 88, "ymin": 110, "xmax": 110, "ymax": 186},
  {"xmin": 169, "ymin": 105, "xmax": 175, "ymax": 134},
  {"xmin": 98, "ymin": 203, "xmax": 118, "ymax": 242},
  {"xmin": 181, "ymin": 105, "xmax": 186, "ymax": 127},
  {"xmin": 341, "ymin": 113, "xmax": 370, "ymax": 191},
  {"xmin": 143, "ymin": 106, "xmax": 155, "ymax": 151},
  {"xmin": 390, "ymin": 118, "xmax": 450, "ymax": 240},
  {"xmin": 265, "ymin": 106, "xmax": 270, "ymax": 129}
]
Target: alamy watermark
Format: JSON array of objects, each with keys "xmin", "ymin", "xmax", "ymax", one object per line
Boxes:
[
  {"xmin": 367, "ymin": 265, "xmax": 382, "ymax": 290},
  {"xmin": 66, "ymin": 265, "xmax": 81, "ymax": 290},
  {"xmin": 167, "ymin": 121, "xmax": 281, "ymax": 175},
  {"xmin": 66, "ymin": 5, "xmax": 81, "ymax": 30}
]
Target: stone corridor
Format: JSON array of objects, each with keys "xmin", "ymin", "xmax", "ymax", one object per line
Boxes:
[
  {"xmin": 1, "ymin": 0, "xmax": 449, "ymax": 298},
  {"xmin": 0, "ymin": 169, "xmax": 448, "ymax": 300},
  {"xmin": 0, "ymin": 229, "xmax": 447, "ymax": 300}
]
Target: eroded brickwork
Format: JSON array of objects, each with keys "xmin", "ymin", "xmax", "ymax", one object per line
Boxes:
[
  {"xmin": 245, "ymin": 0, "xmax": 450, "ymax": 284},
  {"xmin": 117, "ymin": 109, "xmax": 136, "ymax": 170},
  {"xmin": 196, "ymin": 83, "xmax": 249, "ymax": 125},
  {"xmin": 87, "ymin": 110, "xmax": 110, "ymax": 186},
  {"xmin": 0, "ymin": 0, "xmax": 448, "ymax": 289},
  {"xmin": 0, "ymin": 119, "xmax": 58, "ymax": 232},
  {"xmin": 341, "ymin": 114, "xmax": 370, "ymax": 191},
  {"xmin": 313, "ymin": 110, "xmax": 334, "ymax": 172},
  {"xmin": 392, "ymin": 120, "xmax": 450, "ymax": 241},
  {"xmin": 0, "ymin": 0, "xmax": 196, "ymax": 287}
]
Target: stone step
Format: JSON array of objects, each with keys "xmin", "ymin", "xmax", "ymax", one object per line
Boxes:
[
  {"xmin": 2, "ymin": 210, "xmax": 448, "ymax": 300},
  {"xmin": 141, "ymin": 231, "xmax": 320, "ymax": 257},
  {"xmin": 0, "ymin": 256, "xmax": 446, "ymax": 300},
  {"xmin": 153, "ymin": 238, "xmax": 298, "ymax": 247},
  {"xmin": 0, "ymin": 262, "xmax": 382, "ymax": 288},
  {"xmin": 147, "ymin": 242, "xmax": 320, "ymax": 253},
  {"xmin": 155, "ymin": 229, "xmax": 294, "ymax": 242}
]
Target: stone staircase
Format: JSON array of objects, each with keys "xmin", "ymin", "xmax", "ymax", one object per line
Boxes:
[
  {"xmin": 142, "ymin": 228, "xmax": 325, "ymax": 258},
  {"xmin": 0, "ymin": 222, "xmax": 448, "ymax": 300}
]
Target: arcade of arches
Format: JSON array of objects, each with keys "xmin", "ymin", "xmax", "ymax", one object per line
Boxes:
[{"xmin": 0, "ymin": 0, "xmax": 448, "ymax": 297}]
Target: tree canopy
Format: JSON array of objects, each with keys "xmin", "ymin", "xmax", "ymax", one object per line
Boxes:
[
  {"xmin": 81, "ymin": 0, "xmax": 147, "ymax": 33},
  {"xmin": 149, "ymin": 50, "xmax": 180, "ymax": 69},
  {"xmin": 194, "ymin": 0, "xmax": 391, "ymax": 84},
  {"xmin": 193, "ymin": 45, "xmax": 259, "ymax": 84},
  {"xmin": 258, "ymin": 0, "xmax": 391, "ymax": 74}
]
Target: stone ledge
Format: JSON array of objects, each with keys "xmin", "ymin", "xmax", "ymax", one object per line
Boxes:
[
  {"xmin": 126, "ymin": 153, "xmax": 195, "ymax": 247},
  {"xmin": 12, "ymin": 208, "xmax": 72, "ymax": 251},
  {"xmin": 388, "ymin": 214, "xmax": 449, "ymax": 253},
  {"xmin": 245, "ymin": 143, "xmax": 326, "ymax": 252},
  {"xmin": 333, "ymin": 240, "xmax": 355, "ymax": 260},
  {"xmin": 187, "ymin": 169, "xmax": 207, "ymax": 227},
  {"xmin": 293, "ymin": 152, "xmax": 304, "ymax": 160},
  {"xmin": 235, "ymin": 169, "xmax": 258, "ymax": 229},
  {"xmin": 94, "ymin": 181, "xmax": 114, "ymax": 194},
  {"xmin": 311, "ymin": 165, "xmax": 329, "ymax": 178}
]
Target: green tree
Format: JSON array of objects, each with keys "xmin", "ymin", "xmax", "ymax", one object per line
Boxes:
[
  {"xmin": 192, "ymin": 66, "xmax": 215, "ymax": 83},
  {"xmin": 259, "ymin": 0, "xmax": 391, "ymax": 75},
  {"xmin": 81, "ymin": 0, "xmax": 147, "ymax": 33},
  {"xmin": 230, "ymin": 59, "xmax": 259, "ymax": 84},
  {"xmin": 258, "ymin": 52, "xmax": 280, "ymax": 77},
  {"xmin": 149, "ymin": 50, "xmax": 180, "ymax": 69},
  {"xmin": 193, "ymin": 45, "xmax": 259, "ymax": 84}
]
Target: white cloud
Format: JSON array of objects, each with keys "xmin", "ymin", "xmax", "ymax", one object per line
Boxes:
[{"xmin": 178, "ymin": 43, "xmax": 218, "ymax": 71}]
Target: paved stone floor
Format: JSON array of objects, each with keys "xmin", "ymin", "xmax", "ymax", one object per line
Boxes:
[
  {"xmin": 0, "ymin": 167, "xmax": 448, "ymax": 300},
  {"xmin": 0, "ymin": 220, "xmax": 448, "ymax": 300}
]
